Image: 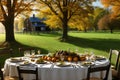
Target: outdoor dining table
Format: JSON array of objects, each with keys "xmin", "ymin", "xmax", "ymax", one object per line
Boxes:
[{"xmin": 3, "ymin": 55, "xmax": 112, "ymax": 80}]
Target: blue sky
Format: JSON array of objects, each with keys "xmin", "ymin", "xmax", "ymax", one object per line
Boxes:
[{"xmin": 92, "ymin": 0, "xmax": 104, "ymax": 8}]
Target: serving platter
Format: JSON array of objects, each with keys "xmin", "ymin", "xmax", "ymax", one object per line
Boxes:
[
  {"xmin": 9, "ymin": 57, "xmax": 24, "ymax": 63},
  {"xmin": 56, "ymin": 62, "xmax": 71, "ymax": 67},
  {"xmin": 81, "ymin": 61, "xmax": 95, "ymax": 66}
]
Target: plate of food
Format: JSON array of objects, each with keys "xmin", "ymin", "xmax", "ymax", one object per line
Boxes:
[
  {"xmin": 94, "ymin": 56, "xmax": 106, "ymax": 61},
  {"xmin": 35, "ymin": 58, "xmax": 47, "ymax": 64},
  {"xmin": 56, "ymin": 62, "xmax": 71, "ymax": 67},
  {"xmin": 10, "ymin": 57, "xmax": 24, "ymax": 63},
  {"xmin": 36, "ymin": 61, "xmax": 47, "ymax": 64},
  {"xmin": 81, "ymin": 61, "xmax": 95, "ymax": 66},
  {"xmin": 20, "ymin": 61, "xmax": 31, "ymax": 66},
  {"xmin": 30, "ymin": 55, "xmax": 39, "ymax": 58}
]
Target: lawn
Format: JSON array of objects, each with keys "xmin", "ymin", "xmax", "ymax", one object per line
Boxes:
[{"xmin": 0, "ymin": 31, "xmax": 120, "ymax": 66}]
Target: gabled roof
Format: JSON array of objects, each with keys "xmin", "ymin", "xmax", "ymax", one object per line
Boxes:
[
  {"xmin": 27, "ymin": 14, "xmax": 46, "ymax": 27},
  {"xmin": 29, "ymin": 17, "xmax": 41, "ymax": 22},
  {"xmin": 29, "ymin": 14, "xmax": 45, "ymax": 22}
]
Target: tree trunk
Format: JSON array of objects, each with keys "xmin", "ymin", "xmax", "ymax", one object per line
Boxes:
[
  {"xmin": 62, "ymin": 20, "xmax": 68, "ymax": 40},
  {"xmin": 3, "ymin": 18, "xmax": 15, "ymax": 42},
  {"xmin": 84, "ymin": 28, "xmax": 87, "ymax": 33},
  {"xmin": 110, "ymin": 29, "xmax": 113, "ymax": 33},
  {"xmin": 61, "ymin": 0, "xmax": 68, "ymax": 41}
]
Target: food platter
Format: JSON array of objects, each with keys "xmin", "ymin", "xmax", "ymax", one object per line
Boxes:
[
  {"xmin": 81, "ymin": 61, "xmax": 95, "ymax": 66},
  {"xmin": 94, "ymin": 56, "xmax": 106, "ymax": 61},
  {"xmin": 56, "ymin": 62, "xmax": 71, "ymax": 67},
  {"xmin": 36, "ymin": 61, "xmax": 47, "ymax": 64},
  {"xmin": 10, "ymin": 57, "xmax": 24, "ymax": 63}
]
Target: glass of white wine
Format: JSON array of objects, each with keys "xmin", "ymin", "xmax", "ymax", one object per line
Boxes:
[
  {"xmin": 75, "ymin": 47, "xmax": 78, "ymax": 53},
  {"xmin": 37, "ymin": 50, "xmax": 41, "ymax": 55},
  {"xmin": 24, "ymin": 51, "xmax": 27, "ymax": 57},
  {"xmin": 31, "ymin": 50, "xmax": 35, "ymax": 56},
  {"xmin": 23, "ymin": 50, "xmax": 30, "ymax": 60},
  {"xmin": 60, "ymin": 54, "xmax": 64, "ymax": 62}
]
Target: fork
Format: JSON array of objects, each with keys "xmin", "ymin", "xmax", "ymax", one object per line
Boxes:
[
  {"xmin": 50, "ymin": 63, "xmax": 54, "ymax": 68},
  {"xmin": 71, "ymin": 64, "xmax": 76, "ymax": 68}
]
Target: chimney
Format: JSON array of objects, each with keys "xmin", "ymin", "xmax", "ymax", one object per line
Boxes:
[{"xmin": 33, "ymin": 14, "xmax": 35, "ymax": 18}]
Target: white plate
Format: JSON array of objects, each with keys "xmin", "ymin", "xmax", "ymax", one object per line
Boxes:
[
  {"xmin": 56, "ymin": 62, "xmax": 71, "ymax": 67},
  {"xmin": 81, "ymin": 61, "xmax": 95, "ymax": 66},
  {"xmin": 10, "ymin": 58, "xmax": 24, "ymax": 63}
]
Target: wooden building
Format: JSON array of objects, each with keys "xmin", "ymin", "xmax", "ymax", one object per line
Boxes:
[{"xmin": 24, "ymin": 14, "xmax": 47, "ymax": 32}]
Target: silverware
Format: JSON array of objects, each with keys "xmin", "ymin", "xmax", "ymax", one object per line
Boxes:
[
  {"xmin": 77, "ymin": 64, "xmax": 81, "ymax": 68},
  {"xmin": 50, "ymin": 63, "xmax": 54, "ymax": 68},
  {"xmin": 71, "ymin": 64, "xmax": 76, "ymax": 68}
]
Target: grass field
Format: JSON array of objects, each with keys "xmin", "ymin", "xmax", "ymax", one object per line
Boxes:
[{"xmin": 0, "ymin": 31, "xmax": 120, "ymax": 66}]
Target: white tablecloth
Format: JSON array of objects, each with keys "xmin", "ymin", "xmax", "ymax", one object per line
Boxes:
[{"xmin": 4, "ymin": 57, "xmax": 112, "ymax": 80}]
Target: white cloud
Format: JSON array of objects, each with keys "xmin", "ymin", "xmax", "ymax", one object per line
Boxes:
[{"xmin": 92, "ymin": 1, "xmax": 104, "ymax": 8}]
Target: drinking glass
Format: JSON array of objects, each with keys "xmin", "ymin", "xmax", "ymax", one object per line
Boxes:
[
  {"xmin": 84, "ymin": 49, "xmax": 89, "ymax": 54},
  {"xmin": 67, "ymin": 48, "xmax": 70, "ymax": 52},
  {"xmin": 31, "ymin": 50, "xmax": 35, "ymax": 56},
  {"xmin": 24, "ymin": 50, "xmax": 30, "ymax": 57},
  {"xmin": 90, "ymin": 51, "xmax": 95, "ymax": 62},
  {"xmin": 60, "ymin": 54, "xmax": 64, "ymax": 61},
  {"xmin": 23, "ymin": 50, "xmax": 30, "ymax": 60},
  {"xmin": 75, "ymin": 48, "xmax": 78, "ymax": 53},
  {"xmin": 24, "ymin": 51, "xmax": 27, "ymax": 57},
  {"xmin": 37, "ymin": 50, "xmax": 41, "ymax": 55}
]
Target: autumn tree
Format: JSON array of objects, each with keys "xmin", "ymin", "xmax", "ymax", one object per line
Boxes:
[
  {"xmin": 69, "ymin": 16, "xmax": 92, "ymax": 32},
  {"xmin": 0, "ymin": 0, "xmax": 35, "ymax": 42},
  {"xmin": 38, "ymin": 8, "xmax": 62, "ymax": 30},
  {"xmin": 37, "ymin": 0, "xmax": 95, "ymax": 41},
  {"xmin": 98, "ymin": 14, "xmax": 110, "ymax": 30},
  {"xmin": 17, "ymin": 17, "xmax": 25, "ymax": 31},
  {"xmin": 109, "ymin": 18, "xmax": 120, "ymax": 33},
  {"xmin": 98, "ymin": 14, "xmax": 120, "ymax": 33},
  {"xmin": 39, "ymin": 7, "xmax": 92, "ymax": 32},
  {"xmin": 100, "ymin": 0, "xmax": 120, "ymax": 23},
  {"xmin": 91, "ymin": 7, "xmax": 106, "ymax": 31},
  {"xmin": 100, "ymin": 0, "xmax": 120, "ymax": 33}
]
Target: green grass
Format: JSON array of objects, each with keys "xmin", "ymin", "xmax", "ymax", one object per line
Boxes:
[
  {"xmin": 0, "ymin": 34, "xmax": 5, "ymax": 43},
  {"xmin": 0, "ymin": 31, "xmax": 120, "ymax": 66}
]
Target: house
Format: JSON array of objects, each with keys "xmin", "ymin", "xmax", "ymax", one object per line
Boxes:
[{"xmin": 24, "ymin": 14, "xmax": 47, "ymax": 32}]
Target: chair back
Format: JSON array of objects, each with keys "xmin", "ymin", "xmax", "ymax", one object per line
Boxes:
[
  {"xmin": 0, "ymin": 48, "xmax": 13, "ymax": 57},
  {"xmin": 19, "ymin": 47, "xmax": 35, "ymax": 56},
  {"xmin": 87, "ymin": 63, "xmax": 111, "ymax": 80},
  {"xmin": 0, "ymin": 64, "xmax": 3, "ymax": 80},
  {"xmin": 17, "ymin": 65, "xmax": 38, "ymax": 80},
  {"xmin": 109, "ymin": 49, "xmax": 120, "ymax": 70},
  {"xmin": 117, "ymin": 60, "xmax": 120, "ymax": 79}
]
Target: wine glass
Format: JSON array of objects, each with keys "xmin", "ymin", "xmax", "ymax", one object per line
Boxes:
[
  {"xmin": 75, "ymin": 48, "xmax": 78, "ymax": 53},
  {"xmin": 67, "ymin": 48, "xmax": 70, "ymax": 53},
  {"xmin": 84, "ymin": 49, "xmax": 89, "ymax": 54},
  {"xmin": 37, "ymin": 50, "xmax": 41, "ymax": 55},
  {"xmin": 23, "ymin": 50, "xmax": 30, "ymax": 60},
  {"xmin": 24, "ymin": 51, "xmax": 27, "ymax": 57},
  {"xmin": 60, "ymin": 54, "xmax": 64, "ymax": 62},
  {"xmin": 24, "ymin": 50, "xmax": 30, "ymax": 57},
  {"xmin": 31, "ymin": 50, "xmax": 35, "ymax": 56},
  {"xmin": 90, "ymin": 51, "xmax": 95, "ymax": 62}
]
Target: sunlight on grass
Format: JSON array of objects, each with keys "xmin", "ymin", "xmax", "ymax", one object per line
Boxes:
[
  {"xmin": 0, "ymin": 32, "xmax": 120, "ymax": 66},
  {"xmin": 14, "ymin": 32, "xmax": 120, "ymax": 56},
  {"xmin": 15, "ymin": 34, "xmax": 77, "ymax": 52},
  {"xmin": 0, "ymin": 34, "xmax": 5, "ymax": 42}
]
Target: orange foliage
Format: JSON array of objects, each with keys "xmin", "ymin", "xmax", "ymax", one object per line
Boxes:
[
  {"xmin": 100, "ymin": 0, "xmax": 120, "ymax": 19},
  {"xmin": 38, "ymin": 0, "xmax": 94, "ymax": 31},
  {"xmin": 111, "ymin": 6, "xmax": 120, "ymax": 18},
  {"xmin": 98, "ymin": 15, "xmax": 110, "ymax": 30},
  {"xmin": 100, "ymin": 0, "xmax": 111, "ymax": 7},
  {"xmin": 0, "ymin": 0, "xmax": 35, "ymax": 21}
]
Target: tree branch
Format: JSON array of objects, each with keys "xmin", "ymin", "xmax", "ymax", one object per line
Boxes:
[{"xmin": 0, "ymin": 1, "xmax": 7, "ymax": 19}]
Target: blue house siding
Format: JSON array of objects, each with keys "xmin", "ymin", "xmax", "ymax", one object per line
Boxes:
[{"xmin": 24, "ymin": 14, "xmax": 47, "ymax": 31}]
